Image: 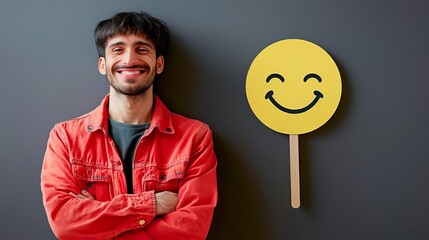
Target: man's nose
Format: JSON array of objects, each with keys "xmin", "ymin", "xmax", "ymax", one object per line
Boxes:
[{"xmin": 123, "ymin": 50, "xmax": 138, "ymax": 66}]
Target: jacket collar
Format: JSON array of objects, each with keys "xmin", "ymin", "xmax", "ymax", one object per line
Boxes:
[{"xmin": 86, "ymin": 94, "xmax": 174, "ymax": 135}]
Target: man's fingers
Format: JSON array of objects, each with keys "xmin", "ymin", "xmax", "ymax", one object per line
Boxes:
[
  {"xmin": 69, "ymin": 190, "xmax": 95, "ymax": 200},
  {"xmin": 69, "ymin": 192, "xmax": 79, "ymax": 198},
  {"xmin": 82, "ymin": 190, "xmax": 95, "ymax": 200},
  {"xmin": 69, "ymin": 192, "xmax": 86, "ymax": 199}
]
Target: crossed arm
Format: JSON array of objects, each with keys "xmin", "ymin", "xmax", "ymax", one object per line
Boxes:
[
  {"xmin": 70, "ymin": 190, "xmax": 179, "ymax": 216},
  {"xmin": 41, "ymin": 126, "xmax": 218, "ymax": 240}
]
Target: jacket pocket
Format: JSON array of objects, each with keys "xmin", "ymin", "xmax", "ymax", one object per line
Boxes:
[
  {"xmin": 142, "ymin": 161, "xmax": 186, "ymax": 193},
  {"xmin": 71, "ymin": 163, "xmax": 112, "ymax": 202}
]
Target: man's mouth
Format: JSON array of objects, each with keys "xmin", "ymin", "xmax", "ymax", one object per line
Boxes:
[
  {"xmin": 113, "ymin": 66, "xmax": 147, "ymax": 79},
  {"xmin": 117, "ymin": 69, "xmax": 144, "ymax": 75}
]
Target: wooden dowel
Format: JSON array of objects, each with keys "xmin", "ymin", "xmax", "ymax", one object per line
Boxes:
[{"xmin": 289, "ymin": 134, "xmax": 300, "ymax": 208}]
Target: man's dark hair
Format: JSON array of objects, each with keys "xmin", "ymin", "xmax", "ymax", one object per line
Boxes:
[{"xmin": 94, "ymin": 11, "xmax": 169, "ymax": 58}]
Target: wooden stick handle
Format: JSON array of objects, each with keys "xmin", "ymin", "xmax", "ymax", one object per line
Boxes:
[{"xmin": 289, "ymin": 134, "xmax": 300, "ymax": 208}]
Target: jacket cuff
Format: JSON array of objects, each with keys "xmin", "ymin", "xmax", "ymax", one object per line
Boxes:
[{"xmin": 131, "ymin": 190, "xmax": 156, "ymax": 228}]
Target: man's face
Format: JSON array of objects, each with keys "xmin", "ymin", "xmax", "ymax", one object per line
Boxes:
[{"xmin": 98, "ymin": 34, "xmax": 164, "ymax": 96}]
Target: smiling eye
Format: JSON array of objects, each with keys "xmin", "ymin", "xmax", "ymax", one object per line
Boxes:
[
  {"xmin": 112, "ymin": 48, "xmax": 123, "ymax": 53},
  {"xmin": 304, "ymin": 73, "xmax": 322, "ymax": 82},
  {"xmin": 266, "ymin": 73, "xmax": 285, "ymax": 83},
  {"xmin": 137, "ymin": 48, "xmax": 149, "ymax": 53}
]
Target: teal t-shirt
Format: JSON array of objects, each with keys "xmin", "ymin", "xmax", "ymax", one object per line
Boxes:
[{"xmin": 108, "ymin": 118, "xmax": 150, "ymax": 194}]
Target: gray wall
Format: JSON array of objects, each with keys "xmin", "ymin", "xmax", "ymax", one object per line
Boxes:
[{"xmin": 1, "ymin": 0, "xmax": 428, "ymax": 239}]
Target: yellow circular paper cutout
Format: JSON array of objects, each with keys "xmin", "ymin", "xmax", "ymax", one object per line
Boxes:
[{"xmin": 246, "ymin": 39, "xmax": 342, "ymax": 134}]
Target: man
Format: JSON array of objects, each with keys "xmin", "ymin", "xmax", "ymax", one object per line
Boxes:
[{"xmin": 41, "ymin": 12, "xmax": 218, "ymax": 240}]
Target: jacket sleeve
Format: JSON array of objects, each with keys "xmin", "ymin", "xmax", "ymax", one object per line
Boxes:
[
  {"xmin": 115, "ymin": 126, "xmax": 218, "ymax": 240},
  {"xmin": 41, "ymin": 126, "xmax": 157, "ymax": 240}
]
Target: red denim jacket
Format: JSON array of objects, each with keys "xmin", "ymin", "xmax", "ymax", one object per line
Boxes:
[{"xmin": 41, "ymin": 95, "xmax": 218, "ymax": 240}]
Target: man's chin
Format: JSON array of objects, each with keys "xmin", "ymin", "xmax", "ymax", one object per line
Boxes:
[{"xmin": 112, "ymin": 84, "xmax": 153, "ymax": 97}]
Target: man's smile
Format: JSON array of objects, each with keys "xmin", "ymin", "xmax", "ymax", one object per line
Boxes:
[
  {"xmin": 265, "ymin": 90, "xmax": 324, "ymax": 114},
  {"xmin": 114, "ymin": 66, "xmax": 147, "ymax": 79},
  {"xmin": 118, "ymin": 70, "xmax": 143, "ymax": 75}
]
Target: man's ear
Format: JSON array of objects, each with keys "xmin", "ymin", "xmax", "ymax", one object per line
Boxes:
[
  {"xmin": 98, "ymin": 57, "xmax": 106, "ymax": 75},
  {"xmin": 156, "ymin": 56, "xmax": 165, "ymax": 74}
]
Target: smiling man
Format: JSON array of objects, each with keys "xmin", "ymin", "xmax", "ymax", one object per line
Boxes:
[{"xmin": 41, "ymin": 12, "xmax": 218, "ymax": 240}]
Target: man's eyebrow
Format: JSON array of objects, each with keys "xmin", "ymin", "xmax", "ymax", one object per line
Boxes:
[
  {"xmin": 107, "ymin": 41, "xmax": 125, "ymax": 48},
  {"xmin": 135, "ymin": 41, "xmax": 154, "ymax": 48},
  {"xmin": 107, "ymin": 41, "xmax": 153, "ymax": 49}
]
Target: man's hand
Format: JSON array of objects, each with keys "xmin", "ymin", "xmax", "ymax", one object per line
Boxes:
[
  {"xmin": 155, "ymin": 191, "xmax": 179, "ymax": 216},
  {"xmin": 69, "ymin": 190, "xmax": 94, "ymax": 200}
]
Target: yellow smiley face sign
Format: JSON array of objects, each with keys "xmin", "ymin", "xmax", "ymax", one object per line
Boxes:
[{"xmin": 246, "ymin": 39, "xmax": 342, "ymax": 134}]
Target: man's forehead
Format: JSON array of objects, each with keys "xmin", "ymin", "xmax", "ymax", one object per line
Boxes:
[{"xmin": 106, "ymin": 33, "xmax": 154, "ymax": 47}]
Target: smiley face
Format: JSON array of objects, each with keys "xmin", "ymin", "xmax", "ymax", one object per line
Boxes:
[
  {"xmin": 265, "ymin": 73, "xmax": 324, "ymax": 114},
  {"xmin": 246, "ymin": 39, "xmax": 341, "ymax": 134}
]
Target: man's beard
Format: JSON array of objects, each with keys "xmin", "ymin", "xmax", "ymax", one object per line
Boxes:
[{"xmin": 106, "ymin": 67, "xmax": 155, "ymax": 96}]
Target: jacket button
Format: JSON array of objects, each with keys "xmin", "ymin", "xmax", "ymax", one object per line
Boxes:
[
  {"xmin": 138, "ymin": 219, "xmax": 146, "ymax": 226},
  {"xmin": 166, "ymin": 128, "xmax": 172, "ymax": 132},
  {"xmin": 160, "ymin": 174, "xmax": 167, "ymax": 181}
]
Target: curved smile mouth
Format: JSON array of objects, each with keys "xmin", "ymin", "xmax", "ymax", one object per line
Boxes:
[
  {"xmin": 117, "ymin": 70, "xmax": 144, "ymax": 75},
  {"xmin": 265, "ymin": 90, "xmax": 324, "ymax": 114},
  {"xmin": 114, "ymin": 65, "xmax": 147, "ymax": 75}
]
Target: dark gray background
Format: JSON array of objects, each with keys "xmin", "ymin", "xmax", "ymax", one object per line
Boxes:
[{"xmin": 1, "ymin": 0, "xmax": 428, "ymax": 239}]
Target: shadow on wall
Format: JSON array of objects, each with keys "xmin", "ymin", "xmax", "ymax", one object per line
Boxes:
[
  {"xmin": 154, "ymin": 33, "xmax": 197, "ymax": 115},
  {"xmin": 208, "ymin": 134, "xmax": 271, "ymax": 240},
  {"xmin": 299, "ymin": 56, "xmax": 351, "ymax": 211}
]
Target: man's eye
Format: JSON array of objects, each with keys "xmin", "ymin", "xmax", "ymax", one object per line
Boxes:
[
  {"xmin": 112, "ymin": 48, "xmax": 123, "ymax": 53},
  {"xmin": 137, "ymin": 48, "xmax": 148, "ymax": 53}
]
